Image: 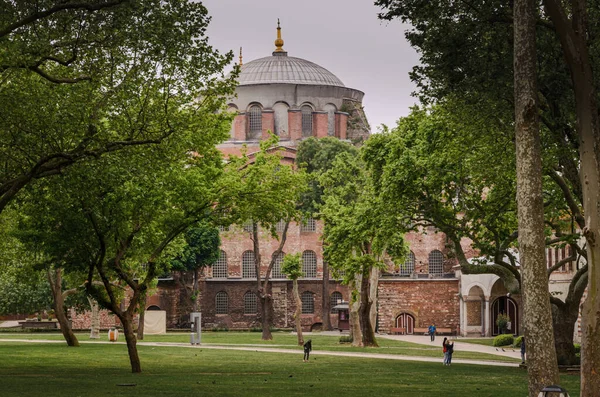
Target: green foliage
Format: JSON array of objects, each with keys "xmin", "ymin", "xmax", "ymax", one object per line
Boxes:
[
  {"xmin": 320, "ymin": 151, "xmax": 406, "ymax": 282},
  {"xmin": 0, "ymin": 0, "xmax": 238, "ymax": 214},
  {"xmin": 495, "ymin": 313, "xmax": 510, "ymax": 331},
  {"xmin": 169, "ymin": 223, "xmax": 220, "ymax": 272},
  {"xmin": 0, "ymin": 265, "xmax": 52, "ymax": 315},
  {"xmin": 513, "ymin": 336, "xmax": 524, "ymax": 348},
  {"xmin": 339, "ymin": 336, "xmax": 353, "ymax": 344},
  {"xmin": 296, "ymin": 137, "xmax": 358, "ymax": 216},
  {"xmin": 281, "ymin": 253, "xmax": 303, "ymax": 280},
  {"xmin": 493, "ymin": 334, "xmax": 514, "ymax": 347}
]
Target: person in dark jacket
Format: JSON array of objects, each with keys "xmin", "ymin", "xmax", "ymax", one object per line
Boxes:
[
  {"xmin": 303, "ymin": 339, "xmax": 312, "ymax": 362},
  {"xmin": 520, "ymin": 337, "xmax": 526, "ymax": 364},
  {"xmin": 446, "ymin": 340, "xmax": 455, "ymax": 365}
]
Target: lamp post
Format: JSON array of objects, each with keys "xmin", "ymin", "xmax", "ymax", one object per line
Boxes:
[{"xmin": 538, "ymin": 385, "xmax": 569, "ymax": 397}]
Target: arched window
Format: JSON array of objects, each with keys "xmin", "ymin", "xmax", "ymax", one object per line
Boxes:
[
  {"xmin": 300, "ymin": 217, "xmax": 316, "ymax": 232},
  {"xmin": 324, "ymin": 104, "xmax": 336, "ymax": 136},
  {"xmin": 428, "ymin": 250, "xmax": 444, "ymax": 276},
  {"xmin": 248, "ymin": 105, "xmax": 262, "ymax": 139},
  {"xmin": 301, "ymin": 291, "xmax": 315, "ymax": 314},
  {"xmin": 273, "ymin": 102, "xmax": 289, "ymax": 137},
  {"xmin": 301, "ymin": 105, "xmax": 313, "ymax": 137},
  {"xmin": 242, "ymin": 250, "xmax": 256, "ymax": 278},
  {"xmin": 400, "ymin": 251, "xmax": 415, "ymax": 276},
  {"xmin": 330, "ymin": 291, "xmax": 343, "ymax": 313},
  {"xmin": 271, "ymin": 252, "xmax": 285, "ymax": 279},
  {"xmin": 212, "ymin": 250, "xmax": 228, "ymax": 278},
  {"xmin": 302, "ymin": 250, "xmax": 317, "ymax": 278},
  {"xmin": 244, "ymin": 292, "xmax": 258, "ymax": 314},
  {"xmin": 215, "ymin": 291, "xmax": 228, "ymax": 314}
]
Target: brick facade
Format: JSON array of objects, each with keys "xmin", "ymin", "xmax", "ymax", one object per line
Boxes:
[{"xmin": 377, "ymin": 279, "xmax": 460, "ymax": 333}]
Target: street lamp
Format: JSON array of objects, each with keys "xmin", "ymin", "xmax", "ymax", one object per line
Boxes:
[{"xmin": 538, "ymin": 385, "xmax": 569, "ymax": 397}]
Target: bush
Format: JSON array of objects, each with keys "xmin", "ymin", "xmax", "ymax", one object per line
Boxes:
[
  {"xmin": 493, "ymin": 334, "xmax": 514, "ymax": 347},
  {"xmin": 574, "ymin": 343, "xmax": 581, "ymax": 354},
  {"xmin": 513, "ymin": 336, "xmax": 523, "ymax": 348},
  {"xmin": 339, "ymin": 336, "xmax": 353, "ymax": 344}
]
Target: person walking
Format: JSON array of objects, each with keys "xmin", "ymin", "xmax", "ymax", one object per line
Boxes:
[
  {"xmin": 429, "ymin": 323, "xmax": 437, "ymax": 342},
  {"xmin": 520, "ymin": 337, "xmax": 526, "ymax": 364},
  {"xmin": 442, "ymin": 337, "xmax": 449, "ymax": 365},
  {"xmin": 303, "ymin": 339, "xmax": 312, "ymax": 362}
]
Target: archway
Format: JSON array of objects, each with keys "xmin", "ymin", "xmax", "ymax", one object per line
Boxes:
[
  {"xmin": 491, "ymin": 297, "xmax": 518, "ymax": 336},
  {"xmin": 395, "ymin": 313, "xmax": 415, "ymax": 334}
]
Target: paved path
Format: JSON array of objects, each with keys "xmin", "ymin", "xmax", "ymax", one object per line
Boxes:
[
  {"xmin": 378, "ymin": 334, "xmax": 522, "ymax": 361},
  {"xmin": 0, "ymin": 337, "xmax": 520, "ymax": 368}
]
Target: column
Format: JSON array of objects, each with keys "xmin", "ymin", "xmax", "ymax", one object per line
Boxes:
[{"xmin": 484, "ymin": 296, "xmax": 491, "ymax": 337}]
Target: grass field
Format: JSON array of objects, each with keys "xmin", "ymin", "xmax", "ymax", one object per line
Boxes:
[
  {"xmin": 0, "ymin": 331, "xmax": 518, "ymax": 363},
  {"xmin": 0, "ymin": 341, "xmax": 581, "ymax": 397}
]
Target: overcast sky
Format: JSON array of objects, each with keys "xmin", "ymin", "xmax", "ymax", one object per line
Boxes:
[{"xmin": 201, "ymin": 0, "xmax": 420, "ymax": 131}]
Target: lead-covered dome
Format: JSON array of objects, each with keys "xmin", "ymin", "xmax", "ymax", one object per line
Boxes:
[{"xmin": 238, "ymin": 54, "xmax": 345, "ymax": 87}]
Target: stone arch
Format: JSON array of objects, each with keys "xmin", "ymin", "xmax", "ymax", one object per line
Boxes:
[
  {"xmin": 394, "ymin": 312, "xmax": 416, "ymax": 334},
  {"xmin": 247, "ymin": 102, "xmax": 263, "ymax": 140},
  {"xmin": 300, "ymin": 103, "xmax": 314, "ymax": 137},
  {"xmin": 146, "ymin": 305, "xmax": 161, "ymax": 311}
]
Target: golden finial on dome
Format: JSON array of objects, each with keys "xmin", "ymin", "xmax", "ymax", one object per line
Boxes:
[
  {"xmin": 274, "ymin": 18, "xmax": 285, "ymax": 53},
  {"xmin": 239, "ymin": 47, "xmax": 243, "ymax": 66}
]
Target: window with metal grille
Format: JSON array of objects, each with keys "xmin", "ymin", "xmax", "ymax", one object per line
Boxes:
[
  {"xmin": 428, "ymin": 250, "xmax": 444, "ymax": 276},
  {"xmin": 400, "ymin": 251, "xmax": 415, "ymax": 276},
  {"xmin": 330, "ymin": 291, "xmax": 343, "ymax": 313},
  {"xmin": 242, "ymin": 220, "xmax": 254, "ymax": 233},
  {"xmin": 301, "ymin": 291, "xmax": 315, "ymax": 314},
  {"xmin": 215, "ymin": 291, "xmax": 228, "ymax": 314},
  {"xmin": 242, "ymin": 250, "xmax": 256, "ymax": 278},
  {"xmin": 248, "ymin": 105, "xmax": 262, "ymax": 137},
  {"xmin": 301, "ymin": 105, "xmax": 313, "ymax": 137},
  {"xmin": 271, "ymin": 252, "xmax": 285, "ymax": 279},
  {"xmin": 300, "ymin": 217, "xmax": 316, "ymax": 232},
  {"xmin": 218, "ymin": 225, "xmax": 230, "ymax": 232},
  {"xmin": 302, "ymin": 250, "xmax": 317, "ymax": 278},
  {"xmin": 244, "ymin": 292, "xmax": 258, "ymax": 314},
  {"xmin": 212, "ymin": 250, "xmax": 228, "ymax": 278}
]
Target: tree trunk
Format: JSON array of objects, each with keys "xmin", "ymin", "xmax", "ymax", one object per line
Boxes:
[
  {"xmin": 88, "ymin": 297, "xmax": 100, "ymax": 339},
  {"xmin": 321, "ymin": 260, "xmax": 332, "ymax": 331},
  {"xmin": 514, "ymin": 0, "xmax": 560, "ymax": 393},
  {"xmin": 293, "ymin": 279, "xmax": 304, "ymax": 346},
  {"xmin": 47, "ymin": 269, "xmax": 79, "ymax": 347},
  {"xmin": 349, "ymin": 277, "xmax": 363, "ymax": 347},
  {"xmin": 259, "ymin": 293, "xmax": 273, "ymax": 340},
  {"xmin": 369, "ymin": 267, "xmax": 379, "ymax": 334},
  {"xmin": 359, "ymin": 268, "xmax": 377, "ymax": 347},
  {"xmin": 121, "ymin": 313, "xmax": 142, "ymax": 373},
  {"xmin": 542, "ymin": 1, "xmax": 600, "ymax": 392},
  {"xmin": 137, "ymin": 295, "xmax": 146, "ymax": 340},
  {"xmin": 551, "ymin": 303, "xmax": 579, "ymax": 366}
]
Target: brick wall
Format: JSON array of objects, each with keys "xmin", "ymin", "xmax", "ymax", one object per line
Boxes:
[{"xmin": 377, "ymin": 279, "xmax": 460, "ymax": 333}]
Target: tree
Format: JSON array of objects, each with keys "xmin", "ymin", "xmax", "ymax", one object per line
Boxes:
[
  {"xmin": 170, "ymin": 223, "xmax": 220, "ymax": 328},
  {"xmin": 376, "ymin": 1, "xmax": 600, "ymax": 389},
  {"xmin": 296, "ymin": 137, "xmax": 358, "ymax": 331},
  {"xmin": 0, "ymin": 0, "xmax": 236, "ymax": 215},
  {"xmin": 232, "ymin": 138, "xmax": 307, "ymax": 341},
  {"xmin": 514, "ymin": 0, "xmax": 560, "ymax": 392},
  {"xmin": 320, "ymin": 151, "xmax": 405, "ymax": 347},
  {"xmin": 363, "ymin": 101, "xmax": 586, "ymax": 365},
  {"xmin": 281, "ymin": 253, "xmax": 304, "ymax": 346}
]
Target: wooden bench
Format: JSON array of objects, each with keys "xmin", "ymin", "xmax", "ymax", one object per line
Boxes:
[{"xmin": 19, "ymin": 320, "xmax": 57, "ymax": 329}]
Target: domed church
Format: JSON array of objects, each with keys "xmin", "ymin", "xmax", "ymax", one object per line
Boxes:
[{"xmin": 219, "ymin": 20, "xmax": 370, "ymax": 160}]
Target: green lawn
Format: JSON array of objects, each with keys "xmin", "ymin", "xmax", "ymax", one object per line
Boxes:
[
  {"xmin": 0, "ymin": 342, "xmax": 581, "ymax": 397},
  {"xmin": 0, "ymin": 331, "xmax": 518, "ymax": 363},
  {"xmin": 458, "ymin": 338, "xmax": 497, "ymax": 347}
]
